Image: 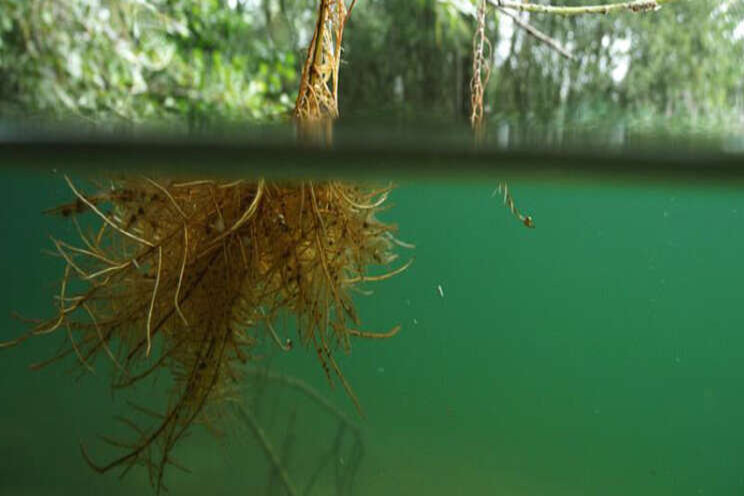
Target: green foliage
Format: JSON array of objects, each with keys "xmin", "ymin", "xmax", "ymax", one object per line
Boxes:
[
  {"xmin": 0, "ymin": 0, "xmax": 299, "ymax": 126},
  {"xmin": 1, "ymin": 0, "xmax": 742, "ymax": 133}
]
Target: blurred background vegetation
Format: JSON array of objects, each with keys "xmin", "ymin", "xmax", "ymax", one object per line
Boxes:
[{"xmin": 0, "ymin": 0, "xmax": 742, "ymax": 135}]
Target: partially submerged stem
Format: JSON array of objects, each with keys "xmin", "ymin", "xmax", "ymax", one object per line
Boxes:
[
  {"xmin": 236, "ymin": 405, "xmax": 299, "ymax": 496},
  {"xmin": 245, "ymin": 368, "xmax": 360, "ymax": 432},
  {"xmin": 294, "ymin": 0, "xmax": 355, "ymax": 143}
]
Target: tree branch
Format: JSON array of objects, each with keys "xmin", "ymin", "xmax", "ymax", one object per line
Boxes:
[
  {"xmin": 497, "ymin": 7, "xmax": 574, "ymax": 60},
  {"xmin": 490, "ymin": 0, "xmax": 675, "ymax": 16}
]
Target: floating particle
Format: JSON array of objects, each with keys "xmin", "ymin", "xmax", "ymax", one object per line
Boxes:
[{"xmin": 437, "ymin": 284, "xmax": 444, "ymax": 298}]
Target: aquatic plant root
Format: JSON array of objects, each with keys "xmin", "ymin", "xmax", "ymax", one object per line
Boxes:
[{"xmin": 5, "ymin": 176, "xmax": 410, "ymax": 491}]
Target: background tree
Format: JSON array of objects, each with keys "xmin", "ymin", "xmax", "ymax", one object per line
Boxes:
[
  {"xmin": 488, "ymin": 0, "xmax": 744, "ymax": 134},
  {"xmin": 1, "ymin": 0, "xmax": 742, "ymax": 134}
]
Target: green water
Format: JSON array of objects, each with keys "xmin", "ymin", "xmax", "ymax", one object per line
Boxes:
[{"xmin": 2, "ymin": 170, "xmax": 744, "ymax": 495}]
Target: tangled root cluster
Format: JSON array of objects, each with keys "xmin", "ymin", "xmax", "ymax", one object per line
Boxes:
[{"xmin": 4, "ymin": 176, "xmax": 411, "ymax": 490}]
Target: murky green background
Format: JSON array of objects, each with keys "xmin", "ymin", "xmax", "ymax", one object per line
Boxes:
[{"xmin": 2, "ymin": 168, "xmax": 744, "ymax": 495}]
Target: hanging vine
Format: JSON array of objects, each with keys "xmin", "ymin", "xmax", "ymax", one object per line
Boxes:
[{"xmin": 470, "ymin": 0, "xmax": 491, "ymax": 140}]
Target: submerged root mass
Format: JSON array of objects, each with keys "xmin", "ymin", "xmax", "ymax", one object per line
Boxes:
[{"xmin": 6, "ymin": 176, "xmax": 410, "ymax": 491}]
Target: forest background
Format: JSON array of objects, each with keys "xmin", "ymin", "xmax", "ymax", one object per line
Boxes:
[{"xmin": 1, "ymin": 0, "xmax": 742, "ymax": 137}]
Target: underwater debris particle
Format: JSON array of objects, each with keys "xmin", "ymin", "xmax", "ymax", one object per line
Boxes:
[{"xmin": 437, "ymin": 284, "xmax": 444, "ymax": 298}]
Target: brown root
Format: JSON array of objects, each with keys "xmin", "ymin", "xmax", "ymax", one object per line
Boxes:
[{"xmin": 14, "ymin": 176, "xmax": 407, "ymax": 492}]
